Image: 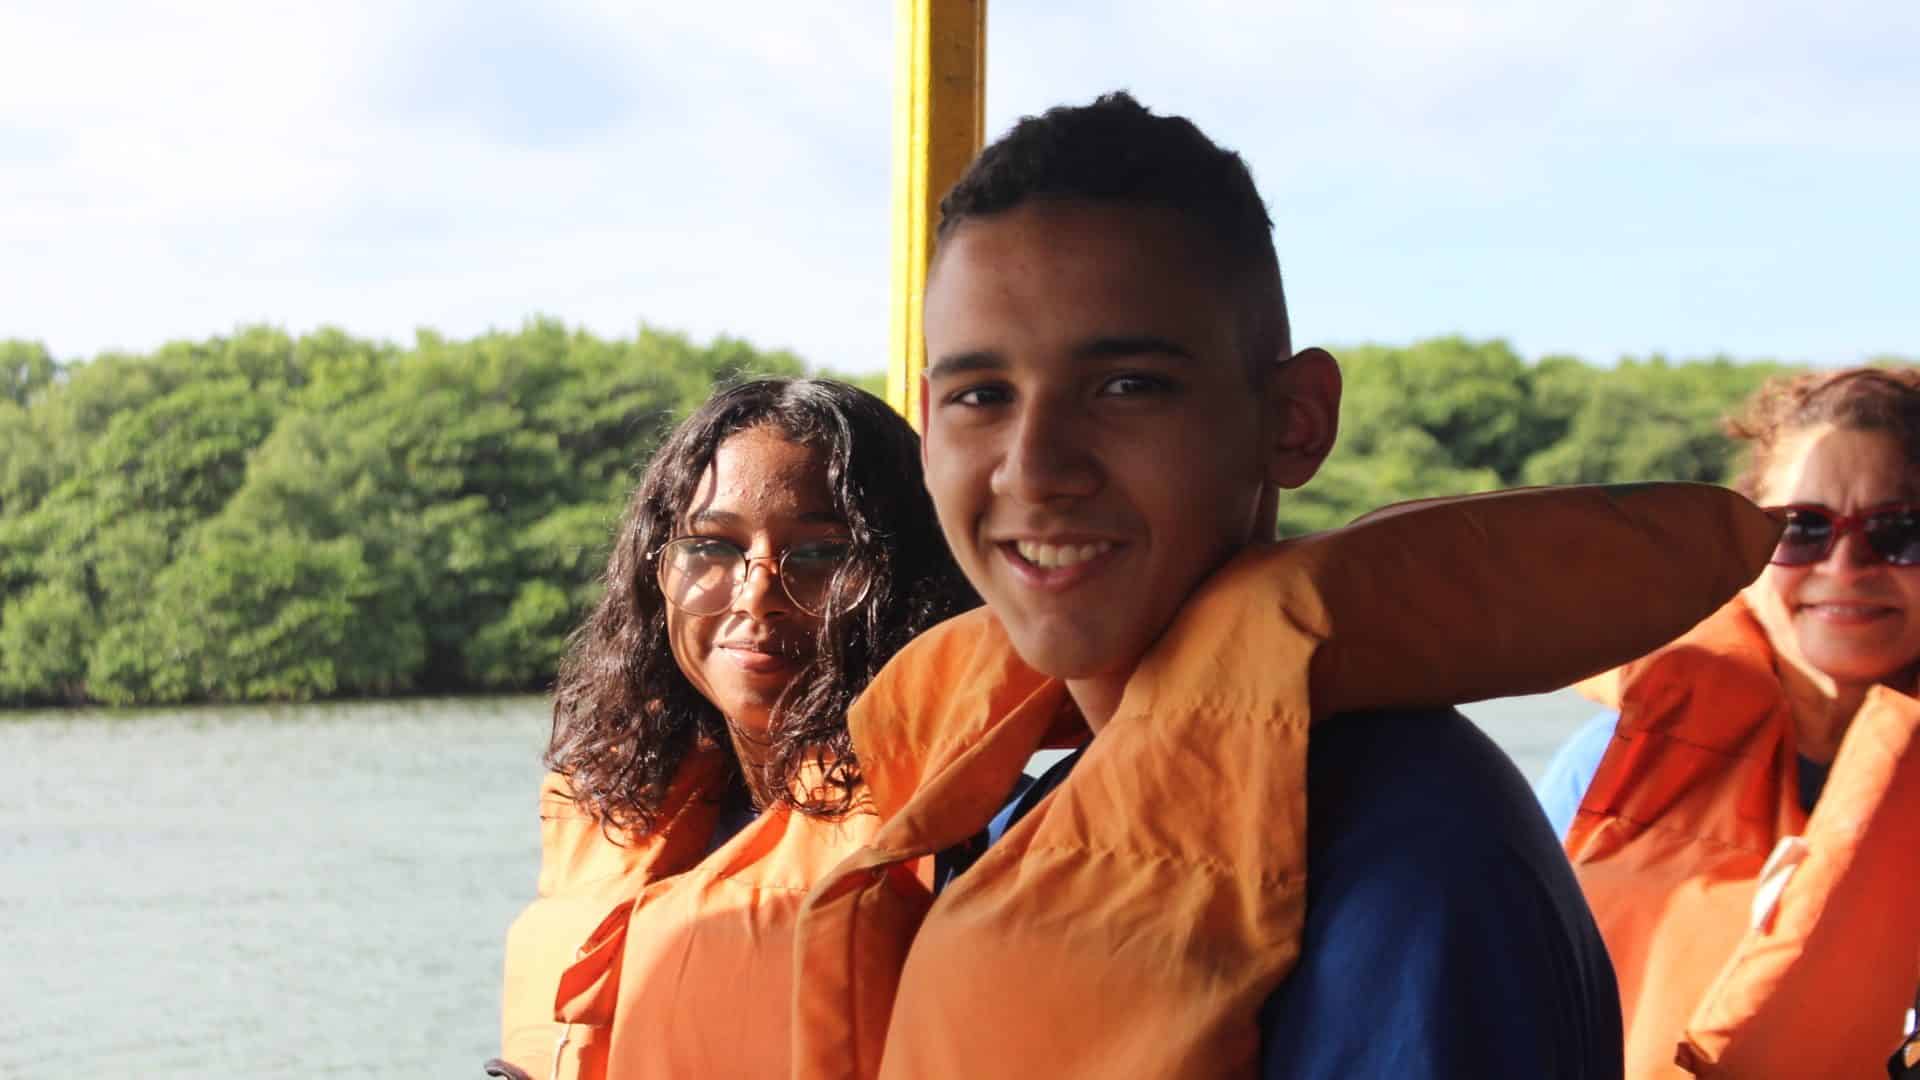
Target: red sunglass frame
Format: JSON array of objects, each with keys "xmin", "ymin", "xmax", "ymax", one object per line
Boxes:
[{"xmin": 1765, "ymin": 502, "xmax": 1920, "ymax": 566}]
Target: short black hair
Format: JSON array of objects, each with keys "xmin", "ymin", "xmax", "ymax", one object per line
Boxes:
[{"xmin": 938, "ymin": 91, "xmax": 1290, "ymax": 364}]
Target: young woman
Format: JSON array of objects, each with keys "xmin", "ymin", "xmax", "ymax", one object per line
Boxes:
[
  {"xmin": 491, "ymin": 378, "xmax": 974, "ymax": 1080},
  {"xmin": 1539, "ymin": 366, "xmax": 1920, "ymax": 1077}
]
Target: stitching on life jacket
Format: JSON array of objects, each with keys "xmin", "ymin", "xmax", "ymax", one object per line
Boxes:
[
  {"xmin": 1014, "ymin": 843, "xmax": 1305, "ymax": 886},
  {"xmin": 1608, "ymin": 720, "xmax": 1779, "ymax": 758},
  {"xmin": 1573, "ymin": 806, "xmax": 1777, "ymax": 858},
  {"xmin": 676, "ymin": 870, "xmax": 815, "ymax": 896},
  {"xmin": 842, "ymin": 872, "xmax": 877, "ymax": 1080}
]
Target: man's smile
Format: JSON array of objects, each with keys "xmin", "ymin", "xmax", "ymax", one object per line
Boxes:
[
  {"xmin": 995, "ymin": 538, "xmax": 1125, "ymax": 591},
  {"xmin": 1011, "ymin": 539, "xmax": 1117, "ymax": 568}
]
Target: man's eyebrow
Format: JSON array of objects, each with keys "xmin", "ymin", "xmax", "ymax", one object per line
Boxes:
[
  {"xmin": 925, "ymin": 350, "xmax": 1002, "ymax": 380},
  {"xmin": 926, "ymin": 337, "xmax": 1194, "ymax": 379},
  {"xmin": 1074, "ymin": 335, "xmax": 1196, "ymax": 362}
]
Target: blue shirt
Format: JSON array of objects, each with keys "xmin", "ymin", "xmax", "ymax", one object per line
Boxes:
[
  {"xmin": 1536, "ymin": 713, "xmax": 1620, "ymax": 839},
  {"xmin": 1536, "ymin": 712, "xmax": 1829, "ymax": 839},
  {"xmin": 942, "ymin": 707, "xmax": 1624, "ymax": 1079}
]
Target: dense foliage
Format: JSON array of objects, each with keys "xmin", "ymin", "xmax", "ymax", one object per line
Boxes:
[
  {"xmin": 0, "ymin": 325, "xmax": 1828, "ymax": 706},
  {"xmin": 0, "ymin": 321, "xmax": 867, "ymax": 706},
  {"xmin": 1275, "ymin": 339, "xmax": 1802, "ymax": 535}
]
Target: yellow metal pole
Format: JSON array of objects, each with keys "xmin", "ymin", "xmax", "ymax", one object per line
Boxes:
[{"xmin": 886, "ymin": 0, "xmax": 986, "ymax": 427}]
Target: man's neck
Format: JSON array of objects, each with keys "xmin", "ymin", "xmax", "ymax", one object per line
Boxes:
[
  {"xmin": 1066, "ymin": 672, "xmax": 1131, "ymax": 735},
  {"xmin": 1063, "ymin": 536, "xmax": 1265, "ymax": 734}
]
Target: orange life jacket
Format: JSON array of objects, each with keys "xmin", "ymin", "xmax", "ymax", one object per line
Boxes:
[
  {"xmin": 792, "ymin": 483, "xmax": 1780, "ymax": 1079},
  {"xmin": 497, "ymin": 749, "xmax": 882, "ymax": 1080},
  {"xmin": 1567, "ymin": 596, "xmax": 1920, "ymax": 1077}
]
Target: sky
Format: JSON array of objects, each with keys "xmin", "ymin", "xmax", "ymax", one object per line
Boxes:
[{"xmin": 2, "ymin": 0, "xmax": 1914, "ymax": 373}]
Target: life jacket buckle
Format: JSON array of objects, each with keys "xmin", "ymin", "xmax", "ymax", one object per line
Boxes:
[{"xmin": 1747, "ymin": 835, "xmax": 1808, "ymax": 932}]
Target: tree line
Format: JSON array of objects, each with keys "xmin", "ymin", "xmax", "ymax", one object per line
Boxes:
[
  {"xmin": 0, "ymin": 323, "xmax": 1852, "ymax": 706},
  {"xmin": 1275, "ymin": 339, "xmax": 1807, "ymax": 535}
]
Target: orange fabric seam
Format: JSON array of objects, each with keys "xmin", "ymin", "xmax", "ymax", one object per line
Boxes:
[{"xmin": 1008, "ymin": 844, "xmax": 1307, "ymax": 885}]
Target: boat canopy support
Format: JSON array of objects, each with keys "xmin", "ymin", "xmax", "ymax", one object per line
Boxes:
[{"xmin": 887, "ymin": 0, "xmax": 986, "ymax": 426}]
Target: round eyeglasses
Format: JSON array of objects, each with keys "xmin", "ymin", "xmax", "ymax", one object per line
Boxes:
[
  {"xmin": 654, "ymin": 536, "xmax": 868, "ymax": 617},
  {"xmin": 1767, "ymin": 503, "xmax": 1920, "ymax": 567}
]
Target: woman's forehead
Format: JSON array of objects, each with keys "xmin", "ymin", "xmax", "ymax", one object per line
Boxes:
[
  {"xmin": 684, "ymin": 427, "xmax": 839, "ymax": 523},
  {"xmin": 1763, "ymin": 424, "xmax": 1918, "ymax": 505}
]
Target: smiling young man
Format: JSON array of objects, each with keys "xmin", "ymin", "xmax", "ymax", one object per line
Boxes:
[
  {"xmin": 919, "ymin": 190, "xmax": 1321, "ymax": 733},
  {"xmin": 790, "ymin": 93, "xmax": 1627, "ymax": 1079}
]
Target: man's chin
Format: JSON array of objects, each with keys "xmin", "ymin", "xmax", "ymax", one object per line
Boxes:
[{"xmin": 1002, "ymin": 626, "xmax": 1134, "ymax": 684}]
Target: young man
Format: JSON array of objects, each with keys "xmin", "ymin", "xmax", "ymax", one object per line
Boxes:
[{"xmin": 791, "ymin": 92, "xmax": 1670, "ymax": 1078}]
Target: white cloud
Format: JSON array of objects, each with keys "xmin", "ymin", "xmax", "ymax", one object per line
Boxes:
[
  {"xmin": 0, "ymin": 0, "xmax": 1913, "ymax": 368},
  {"xmin": 0, "ymin": 1, "xmax": 896, "ymax": 364}
]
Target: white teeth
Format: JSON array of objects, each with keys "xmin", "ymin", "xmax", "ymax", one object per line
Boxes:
[{"xmin": 1013, "ymin": 540, "xmax": 1114, "ymax": 569}]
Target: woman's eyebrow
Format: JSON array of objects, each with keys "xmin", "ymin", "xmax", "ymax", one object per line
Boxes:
[
  {"xmin": 686, "ymin": 509, "xmax": 847, "ymax": 528},
  {"xmin": 685, "ymin": 509, "xmax": 743, "ymax": 530}
]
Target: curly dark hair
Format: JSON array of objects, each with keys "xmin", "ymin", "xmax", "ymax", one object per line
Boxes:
[
  {"xmin": 938, "ymin": 90, "xmax": 1289, "ymax": 368},
  {"xmin": 546, "ymin": 378, "xmax": 977, "ymax": 831},
  {"xmin": 1725, "ymin": 365, "xmax": 1920, "ymax": 499}
]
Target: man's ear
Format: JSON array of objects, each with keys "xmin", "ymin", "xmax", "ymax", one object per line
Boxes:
[{"xmin": 1262, "ymin": 346, "xmax": 1342, "ymax": 490}]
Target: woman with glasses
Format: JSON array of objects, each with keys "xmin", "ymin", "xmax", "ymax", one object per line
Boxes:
[
  {"xmin": 491, "ymin": 378, "xmax": 975, "ymax": 1080},
  {"xmin": 1537, "ymin": 366, "xmax": 1920, "ymax": 1077}
]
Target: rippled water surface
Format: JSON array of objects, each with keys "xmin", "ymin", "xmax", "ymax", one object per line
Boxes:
[{"xmin": 2, "ymin": 690, "xmax": 1592, "ymax": 1077}]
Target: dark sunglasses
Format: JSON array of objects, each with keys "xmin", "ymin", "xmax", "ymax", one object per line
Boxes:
[{"xmin": 1766, "ymin": 503, "xmax": 1920, "ymax": 567}]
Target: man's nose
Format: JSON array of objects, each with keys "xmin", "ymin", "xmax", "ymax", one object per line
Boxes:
[{"xmin": 990, "ymin": 399, "xmax": 1100, "ymax": 504}]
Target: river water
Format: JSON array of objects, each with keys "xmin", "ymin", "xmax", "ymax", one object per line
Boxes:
[{"xmin": 1, "ymin": 690, "xmax": 1594, "ymax": 1078}]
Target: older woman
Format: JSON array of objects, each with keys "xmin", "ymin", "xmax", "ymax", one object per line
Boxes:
[
  {"xmin": 1539, "ymin": 366, "xmax": 1920, "ymax": 1077},
  {"xmin": 492, "ymin": 378, "xmax": 975, "ymax": 1080}
]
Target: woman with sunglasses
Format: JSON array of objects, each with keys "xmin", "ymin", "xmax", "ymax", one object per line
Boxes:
[
  {"xmin": 1538, "ymin": 366, "xmax": 1920, "ymax": 1077},
  {"xmin": 490, "ymin": 378, "xmax": 975, "ymax": 1080}
]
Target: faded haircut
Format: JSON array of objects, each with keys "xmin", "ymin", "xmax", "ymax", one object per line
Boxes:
[{"xmin": 937, "ymin": 90, "xmax": 1290, "ymax": 371}]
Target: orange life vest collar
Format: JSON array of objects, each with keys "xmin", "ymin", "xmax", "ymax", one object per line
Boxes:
[
  {"xmin": 853, "ymin": 614, "xmax": 1072, "ymax": 843},
  {"xmin": 1575, "ymin": 598, "xmax": 1807, "ymax": 860},
  {"xmin": 794, "ymin": 571, "xmax": 1316, "ymax": 1079}
]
